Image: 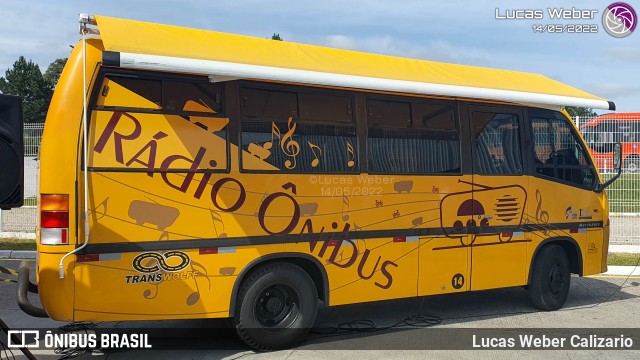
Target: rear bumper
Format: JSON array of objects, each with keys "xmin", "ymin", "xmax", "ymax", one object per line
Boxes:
[{"xmin": 16, "ymin": 260, "xmax": 48, "ymax": 318}]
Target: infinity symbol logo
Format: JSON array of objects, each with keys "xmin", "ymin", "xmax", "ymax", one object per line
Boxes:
[{"xmin": 132, "ymin": 251, "xmax": 190, "ymax": 273}]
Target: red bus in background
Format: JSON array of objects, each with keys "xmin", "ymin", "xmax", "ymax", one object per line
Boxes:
[{"xmin": 580, "ymin": 113, "xmax": 640, "ymax": 173}]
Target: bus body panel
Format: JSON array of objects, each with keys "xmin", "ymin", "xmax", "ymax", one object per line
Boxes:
[
  {"xmin": 73, "ymin": 246, "xmax": 285, "ymax": 320},
  {"xmin": 34, "ymin": 37, "xmax": 610, "ymax": 322},
  {"xmin": 36, "ymin": 38, "xmax": 104, "ymax": 321},
  {"xmin": 527, "ymin": 176, "xmax": 605, "ymax": 277}
]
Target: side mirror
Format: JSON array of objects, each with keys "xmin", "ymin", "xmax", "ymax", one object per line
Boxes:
[
  {"xmin": 595, "ymin": 142, "xmax": 622, "ymax": 192},
  {"xmin": 613, "ymin": 143, "xmax": 622, "ymax": 171}
]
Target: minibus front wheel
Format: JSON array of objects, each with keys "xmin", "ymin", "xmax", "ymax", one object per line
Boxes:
[
  {"xmin": 234, "ymin": 262, "xmax": 318, "ymax": 351},
  {"xmin": 528, "ymin": 244, "xmax": 570, "ymax": 311}
]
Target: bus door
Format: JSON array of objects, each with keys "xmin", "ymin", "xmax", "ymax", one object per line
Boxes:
[
  {"xmin": 468, "ymin": 106, "xmax": 529, "ymax": 291},
  {"xmin": 417, "ymin": 104, "xmax": 472, "ymax": 296},
  {"xmin": 418, "ymin": 173, "xmax": 474, "ymax": 296}
]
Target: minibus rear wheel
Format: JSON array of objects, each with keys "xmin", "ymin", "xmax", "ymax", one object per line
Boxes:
[
  {"xmin": 528, "ymin": 244, "xmax": 570, "ymax": 311},
  {"xmin": 234, "ymin": 262, "xmax": 318, "ymax": 351}
]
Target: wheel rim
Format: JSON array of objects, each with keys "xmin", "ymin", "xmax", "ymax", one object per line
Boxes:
[
  {"xmin": 254, "ymin": 284, "xmax": 300, "ymax": 328},
  {"xmin": 627, "ymin": 161, "xmax": 638, "ymax": 173},
  {"xmin": 548, "ymin": 262, "xmax": 566, "ymax": 295}
]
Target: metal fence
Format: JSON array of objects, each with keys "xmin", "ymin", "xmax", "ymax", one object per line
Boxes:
[
  {"xmin": 576, "ymin": 114, "xmax": 640, "ymax": 245},
  {"xmin": 1, "ymin": 116, "xmax": 639, "ymax": 245}
]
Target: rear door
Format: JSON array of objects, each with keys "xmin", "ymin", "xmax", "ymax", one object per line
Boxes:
[{"xmin": 0, "ymin": 94, "xmax": 24, "ymax": 209}]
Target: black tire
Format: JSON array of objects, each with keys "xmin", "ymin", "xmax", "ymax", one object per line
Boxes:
[
  {"xmin": 528, "ymin": 245, "xmax": 571, "ymax": 311},
  {"xmin": 234, "ymin": 262, "xmax": 318, "ymax": 351}
]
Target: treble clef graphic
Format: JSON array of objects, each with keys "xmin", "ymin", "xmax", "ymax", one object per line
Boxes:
[
  {"xmin": 280, "ymin": 117, "xmax": 301, "ymax": 169},
  {"xmin": 535, "ymin": 189, "xmax": 550, "ymax": 235}
]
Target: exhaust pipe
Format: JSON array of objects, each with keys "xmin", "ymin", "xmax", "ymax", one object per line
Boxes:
[{"xmin": 16, "ymin": 261, "xmax": 48, "ymax": 318}]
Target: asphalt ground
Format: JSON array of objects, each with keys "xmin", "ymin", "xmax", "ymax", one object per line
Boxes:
[{"xmin": 1, "ymin": 259, "xmax": 639, "ymax": 359}]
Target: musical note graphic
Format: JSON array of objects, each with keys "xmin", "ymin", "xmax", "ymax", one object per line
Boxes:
[
  {"xmin": 342, "ymin": 195, "xmax": 350, "ymax": 221},
  {"xmin": 88, "ymin": 197, "xmax": 109, "ymax": 220},
  {"xmin": 186, "ymin": 261, "xmax": 211, "ymax": 306},
  {"xmin": 535, "ymin": 189, "xmax": 550, "ymax": 235},
  {"xmin": 281, "ymin": 118, "xmax": 300, "ymax": 169},
  {"xmin": 209, "ymin": 208, "xmax": 227, "ymax": 238},
  {"xmin": 261, "ymin": 119, "xmax": 301, "ymax": 169},
  {"xmin": 143, "ymin": 281, "xmax": 161, "ymax": 300},
  {"xmin": 143, "ymin": 257, "xmax": 164, "ymax": 299},
  {"xmin": 308, "ymin": 141, "xmax": 322, "ymax": 168},
  {"xmin": 263, "ymin": 122, "xmax": 279, "ymax": 151},
  {"xmin": 346, "ymin": 142, "xmax": 356, "ymax": 167},
  {"xmin": 186, "ymin": 292, "xmax": 200, "ymax": 306}
]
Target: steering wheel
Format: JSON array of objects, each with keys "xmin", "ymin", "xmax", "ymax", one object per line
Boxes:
[{"xmin": 547, "ymin": 150, "xmax": 567, "ymax": 166}]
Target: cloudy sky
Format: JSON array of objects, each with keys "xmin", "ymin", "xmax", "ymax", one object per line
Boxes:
[{"xmin": 1, "ymin": 0, "xmax": 638, "ymax": 112}]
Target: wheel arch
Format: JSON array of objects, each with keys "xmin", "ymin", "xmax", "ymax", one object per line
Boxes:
[
  {"xmin": 228, "ymin": 253, "xmax": 329, "ymax": 317},
  {"xmin": 528, "ymin": 236, "xmax": 583, "ymax": 285}
]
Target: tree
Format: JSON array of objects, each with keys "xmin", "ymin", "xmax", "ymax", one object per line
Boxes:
[
  {"xmin": 0, "ymin": 56, "xmax": 52, "ymax": 123},
  {"xmin": 271, "ymin": 33, "xmax": 283, "ymax": 41},
  {"xmin": 565, "ymin": 106, "xmax": 597, "ymax": 119},
  {"xmin": 44, "ymin": 58, "xmax": 68, "ymax": 89}
]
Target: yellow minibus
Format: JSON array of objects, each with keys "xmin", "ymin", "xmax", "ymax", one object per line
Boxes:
[{"xmin": 4, "ymin": 15, "xmax": 622, "ymax": 350}]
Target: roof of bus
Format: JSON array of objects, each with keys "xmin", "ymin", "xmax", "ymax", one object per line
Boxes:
[{"xmin": 91, "ymin": 15, "xmax": 614, "ymax": 111}]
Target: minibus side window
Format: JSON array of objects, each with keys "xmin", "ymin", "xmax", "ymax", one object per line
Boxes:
[
  {"xmin": 240, "ymin": 87, "xmax": 358, "ymax": 173},
  {"xmin": 531, "ymin": 117, "xmax": 596, "ymax": 187},
  {"xmin": 162, "ymin": 81, "xmax": 223, "ymax": 114},
  {"xmin": 97, "ymin": 76, "xmax": 223, "ymax": 114},
  {"xmin": 472, "ymin": 112, "xmax": 522, "ymax": 175},
  {"xmin": 90, "ymin": 74, "xmax": 228, "ymax": 172},
  {"xmin": 367, "ymin": 99, "xmax": 460, "ymax": 174},
  {"xmin": 97, "ymin": 77, "xmax": 162, "ymax": 110}
]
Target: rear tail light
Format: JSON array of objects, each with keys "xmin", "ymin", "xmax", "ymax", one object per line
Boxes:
[{"xmin": 40, "ymin": 194, "xmax": 69, "ymax": 245}]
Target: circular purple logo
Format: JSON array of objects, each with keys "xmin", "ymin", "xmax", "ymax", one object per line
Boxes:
[{"xmin": 602, "ymin": 2, "xmax": 637, "ymax": 37}]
